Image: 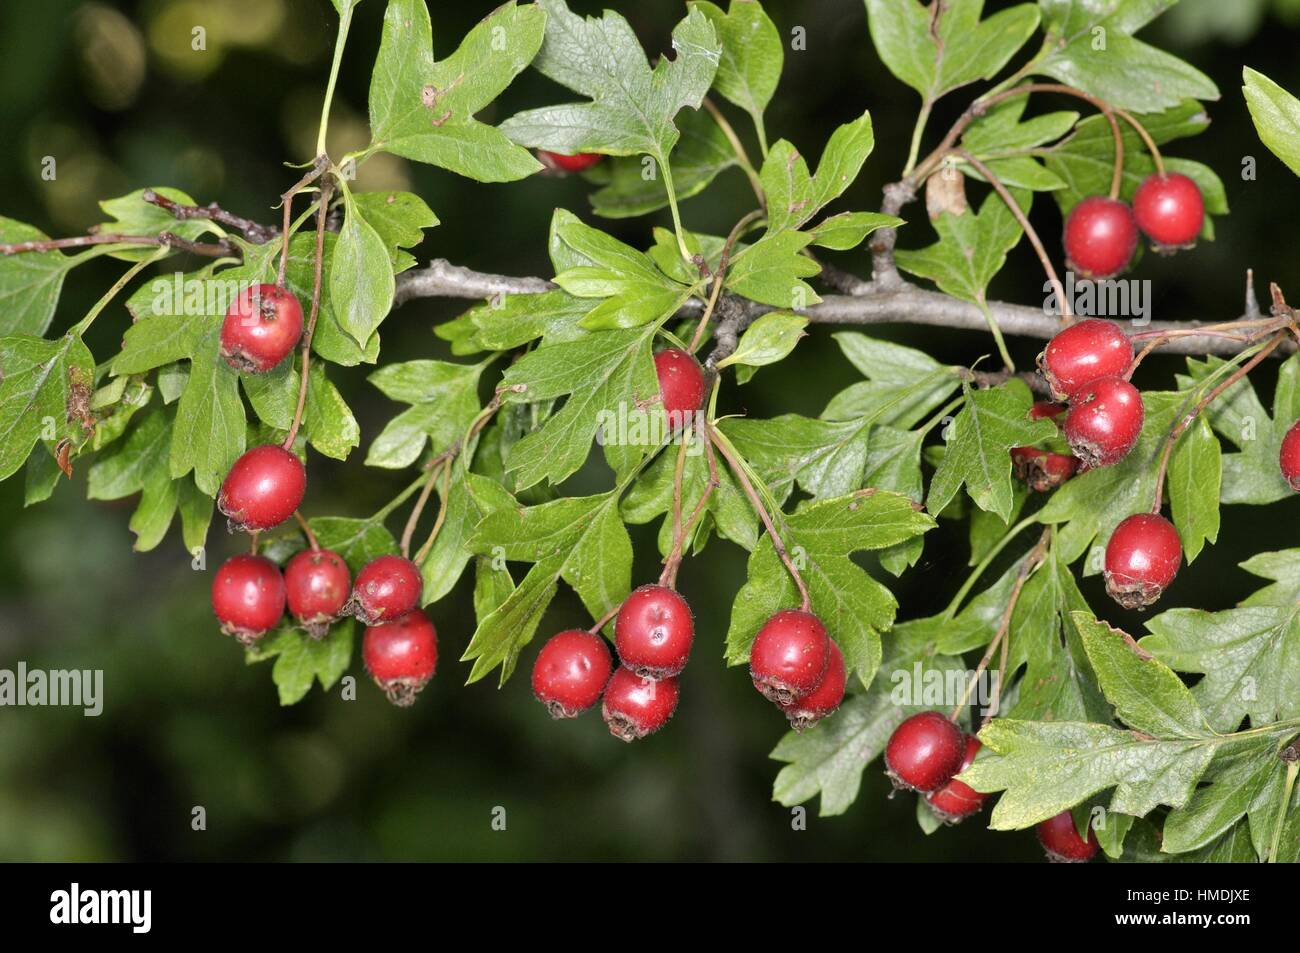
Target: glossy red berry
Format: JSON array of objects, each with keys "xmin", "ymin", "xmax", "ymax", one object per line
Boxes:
[
  {"xmin": 1280, "ymin": 419, "xmax": 1300, "ymax": 491},
  {"xmin": 884, "ymin": 711, "xmax": 965, "ymax": 793},
  {"xmin": 1103, "ymin": 513, "xmax": 1182, "ymax": 609},
  {"xmin": 1011, "ymin": 446, "xmax": 1079, "ymax": 492},
  {"xmin": 779, "ymin": 639, "xmax": 845, "ymax": 730},
  {"xmin": 1064, "ymin": 376, "xmax": 1144, "ymax": 468},
  {"xmin": 217, "ymin": 445, "xmax": 306, "ymax": 532},
  {"xmin": 654, "ymin": 348, "xmax": 706, "ymax": 424},
  {"xmin": 1039, "ymin": 319, "xmax": 1134, "ymax": 401},
  {"xmin": 1063, "ymin": 196, "xmax": 1138, "ymax": 279},
  {"xmin": 925, "ymin": 735, "xmax": 988, "ymax": 824},
  {"xmin": 532, "ymin": 629, "xmax": 613, "ymax": 718},
  {"xmin": 614, "ymin": 584, "xmax": 694, "ymax": 679},
  {"xmin": 363, "ymin": 609, "xmax": 437, "ymax": 707},
  {"xmin": 347, "ymin": 555, "xmax": 423, "ymax": 625},
  {"xmin": 284, "ymin": 549, "xmax": 351, "ymax": 638},
  {"xmin": 601, "ymin": 667, "xmax": 679, "ymax": 741},
  {"xmin": 219, "ymin": 283, "xmax": 303, "ymax": 373},
  {"xmin": 1133, "ymin": 172, "xmax": 1204, "ymax": 250},
  {"xmin": 749, "ymin": 609, "xmax": 831, "ymax": 705},
  {"xmin": 538, "ymin": 150, "xmax": 602, "ymax": 173},
  {"xmin": 1036, "ymin": 811, "xmax": 1099, "ymax": 863},
  {"xmin": 211, "ymin": 554, "xmax": 285, "ymax": 645},
  {"xmin": 1028, "ymin": 400, "xmax": 1068, "ymax": 423}
]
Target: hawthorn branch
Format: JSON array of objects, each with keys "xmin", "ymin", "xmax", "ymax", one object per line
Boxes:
[
  {"xmin": 392, "ymin": 258, "xmax": 1295, "ymax": 360},
  {"xmin": 141, "ymin": 189, "xmax": 279, "ymax": 244}
]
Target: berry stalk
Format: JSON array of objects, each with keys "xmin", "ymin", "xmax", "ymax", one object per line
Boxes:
[{"xmin": 282, "ymin": 175, "xmax": 334, "ymax": 451}]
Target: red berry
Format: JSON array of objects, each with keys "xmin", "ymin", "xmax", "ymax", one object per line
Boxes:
[
  {"xmin": 1280, "ymin": 419, "xmax": 1300, "ymax": 491},
  {"xmin": 1064, "ymin": 376, "xmax": 1144, "ymax": 468},
  {"xmin": 217, "ymin": 444, "xmax": 306, "ymax": 532},
  {"xmin": 1010, "ymin": 446, "xmax": 1079, "ymax": 492},
  {"xmin": 538, "ymin": 150, "xmax": 602, "ymax": 173},
  {"xmin": 1028, "ymin": 400, "xmax": 1068, "ymax": 422},
  {"xmin": 532, "ymin": 629, "xmax": 613, "ymax": 718},
  {"xmin": 1133, "ymin": 172, "xmax": 1204, "ymax": 250},
  {"xmin": 1036, "ymin": 811, "xmax": 1099, "ymax": 863},
  {"xmin": 779, "ymin": 639, "xmax": 845, "ymax": 730},
  {"xmin": 363, "ymin": 609, "xmax": 437, "ymax": 707},
  {"xmin": 614, "ymin": 584, "xmax": 694, "ymax": 678},
  {"xmin": 1103, "ymin": 512, "xmax": 1182, "ymax": 609},
  {"xmin": 749, "ymin": 609, "xmax": 831, "ymax": 705},
  {"xmin": 1063, "ymin": 196, "xmax": 1138, "ymax": 279},
  {"xmin": 219, "ymin": 283, "xmax": 303, "ymax": 373},
  {"xmin": 211, "ymin": 554, "xmax": 285, "ymax": 645},
  {"xmin": 925, "ymin": 735, "xmax": 988, "ymax": 824},
  {"xmin": 601, "ymin": 667, "xmax": 679, "ymax": 741},
  {"xmin": 884, "ymin": 711, "xmax": 965, "ymax": 793},
  {"xmin": 347, "ymin": 555, "xmax": 423, "ymax": 625},
  {"xmin": 653, "ymin": 348, "xmax": 706, "ymax": 424},
  {"xmin": 284, "ymin": 548, "xmax": 351, "ymax": 638},
  {"xmin": 1039, "ymin": 319, "xmax": 1134, "ymax": 401}
]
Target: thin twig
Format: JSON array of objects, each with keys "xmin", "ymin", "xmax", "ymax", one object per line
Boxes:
[
  {"xmin": 659, "ymin": 433, "xmax": 720, "ymax": 589},
  {"xmin": 0, "ymin": 232, "xmax": 233, "ymax": 258},
  {"xmin": 293, "ymin": 511, "xmax": 320, "ymax": 551},
  {"xmin": 277, "ymin": 155, "xmax": 330, "ymax": 287},
  {"xmin": 141, "ymin": 189, "xmax": 278, "ymax": 243},
  {"xmin": 283, "ymin": 178, "xmax": 334, "ymax": 451}
]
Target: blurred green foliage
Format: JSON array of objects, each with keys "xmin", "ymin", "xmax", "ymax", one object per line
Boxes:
[{"xmin": 1, "ymin": 0, "xmax": 1298, "ymax": 861}]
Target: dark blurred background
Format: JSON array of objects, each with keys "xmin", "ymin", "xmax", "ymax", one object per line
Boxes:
[{"xmin": 1, "ymin": 0, "xmax": 1298, "ymax": 862}]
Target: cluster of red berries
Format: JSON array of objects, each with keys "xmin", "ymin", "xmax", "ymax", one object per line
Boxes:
[
  {"xmin": 1062, "ymin": 173, "xmax": 1205, "ymax": 279},
  {"xmin": 531, "ymin": 584, "xmax": 689, "ymax": 740},
  {"xmin": 209, "ymin": 284, "xmax": 438, "ymax": 705},
  {"xmin": 884, "ymin": 712, "xmax": 1099, "ymax": 860},
  {"xmin": 1010, "ymin": 400, "xmax": 1079, "ymax": 492}
]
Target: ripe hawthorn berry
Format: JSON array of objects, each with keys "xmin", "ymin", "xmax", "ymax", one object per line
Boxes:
[
  {"xmin": 884, "ymin": 711, "xmax": 965, "ymax": 793},
  {"xmin": 1036, "ymin": 811, "xmax": 1099, "ymax": 863},
  {"xmin": 1011, "ymin": 446, "xmax": 1079, "ymax": 492},
  {"xmin": 531, "ymin": 628, "xmax": 613, "ymax": 718},
  {"xmin": 925, "ymin": 735, "xmax": 988, "ymax": 824},
  {"xmin": 779, "ymin": 639, "xmax": 845, "ymax": 730},
  {"xmin": 538, "ymin": 150, "xmax": 602, "ymax": 173},
  {"xmin": 749, "ymin": 609, "xmax": 831, "ymax": 705},
  {"xmin": 1064, "ymin": 376, "xmax": 1144, "ymax": 469},
  {"xmin": 601, "ymin": 667, "xmax": 679, "ymax": 742},
  {"xmin": 1063, "ymin": 196, "xmax": 1138, "ymax": 279},
  {"xmin": 211, "ymin": 554, "xmax": 286, "ymax": 645},
  {"xmin": 1103, "ymin": 512, "xmax": 1182, "ymax": 609},
  {"xmin": 363, "ymin": 609, "xmax": 438, "ymax": 707},
  {"xmin": 219, "ymin": 283, "xmax": 303, "ymax": 373},
  {"xmin": 1280, "ymin": 419, "xmax": 1300, "ymax": 491},
  {"xmin": 284, "ymin": 548, "xmax": 351, "ymax": 638},
  {"xmin": 614, "ymin": 584, "xmax": 694, "ymax": 679},
  {"xmin": 653, "ymin": 348, "xmax": 706, "ymax": 426},
  {"xmin": 1133, "ymin": 173, "xmax": 1205, "ymax": 251},
  {"xmin": 347, "ymin": 555, "xmax": 423, "ymax": 625},
  {"xmin": 1038, "ymin": 319, "xmax": 1134, "ymax": 401},
  {"xmin": 217, "ymin": 444, "xmax": 306, "ymax": 532}
]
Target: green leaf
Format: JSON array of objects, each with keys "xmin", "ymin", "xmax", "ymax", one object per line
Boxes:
[
  {"xmin": 0, "ymin": 333, "xmax": 95, "ymax": 482},
  {"xmin": 690, "ymin": 0, "xmax": 782, "ymax": 122},
  {"xmin": 1161, "ymin": 740, "xmax": 1288, "ymax": 855},
  {"xmin": 724, "ymin": 490, "xmax": 936, "ymax": 687},
  {"xmin": 451, "ymin": 289, "xmax": 590, "ymax": 352},
  {"xmin": 87, "ymin": 406, "xmax": 180, "ymax": 552},
  {"xmin": 1033, "ymin": 1, "xmax": 1219, "ymax": 112},
  {"xmin": 368, "ymin": 0, "xmax": 546, "ymax": 181},
  {"xmin": 1166, "ymin": 414, "xmax": 1220, "ymax": 561},
  {"xmin": 864, "ymin": 0, "xmax": 1040, "ymax": 103},
  {"xmin": 242, "ymin": 360, "xmax": 360, "ymax": 462},
  {"xmin": 310, "ymin": 515, "xmax": 399, "ymax": 571},
  {"xmin": 962, "ymin": 96, "xmax": 1080, "ymax": 154},
  {"xmin": 500, "ymin": 322, "xmax": 660, "ymax": 489},
  {"xmin": 1238, "ymin": 548, "xmax": 1300, "ymax": 606},
  {"xmin": 822, "ymin": 333, "xmax": 960, "ymax": 426},
  {"xmin": 896, "ymin": 189, "xmax": 1029, "ymax": 308},
  {"xmin": 724, "ymin": 231, "xmax": 821, "ymax": 309},
  {"xmin": 589, "ymin": 107, "xmax": 738, "ymax": 218},
  {"xmin": 1244, "ymin": 68, "xmax": 1300, "ymax": 177},
  {"xmin": 717, "ymin": 311, "xmax": 807, "ymax": 370},
  {"xmin": 351, "ymin": 190, "xmax": 438, "ymax": 272},
  {"xmin": 251, "ymin": 622, "xmax": 355, "ymax": 706},
  {"xmin": 770, "ymin": 624, "xmax": 966, "ymax": 815},
  {"xmin": 330, "ymin": 185, "xmax": 396, "ymax": 347},
  {"xmin": 418, "ymin": 472, "xmax": 516, "ymax": 605},
  {"xmin": 499, "ymin": 0, "xmax": 720, "ymax": 166},
  {"xmin": 0, "ymin": 218, "xmax": 75, "ymax": 336},
  {"xmin": 758, "ymin": 112, "xmax": 876, "ymax": 234},
  {"xmin": 927, "ymin": 379, "xmax": 1055, "ymax": 522},
  {"xmin": 366, "ymin": 359, "xmax": 484, "ymax": 468},
  {"xmin": 807, "ymin": 211, "xmax": 903, "ymax": 251},
  {"xmin": 464, "ymin": 491, "xmax": 632, "ymax": 684},
  {"xmin": 168, "ymin": 320, "xmax": 245, "ymax": 495},
  {"xmin": 1140, "ymin": 603, "xmax": 1300, "ymax": 733}
]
